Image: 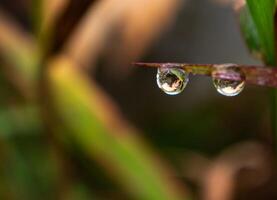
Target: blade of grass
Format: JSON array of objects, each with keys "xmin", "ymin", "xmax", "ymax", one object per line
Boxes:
[
  {"xmin": 63, "ymin": 0, "xmax": 128, "ymax": 68},
  {"xmin": 239, "ymin": 0, "xmax": 277, "ymax": 148},
  {"xmin": 63, "ymin": 0, "xmax": 182, "ymax": 70},
  {"xmin": 241, "ymin": 0, "xmax": 275, "ymax": 66},
  {"xmin": 239, "ymin": 4, "xmax": 263, "ymax": 60},
  {"xmin": 47, "ymin": 56, "xmax": 190, "ymax": 200},
  {"xmin": 31, "ymin": 0, "xmax": 43, "ymax": 36},
  {"xmin": 134, "ymin": 62, "xmax": 277, "ymax": 88},
  {"xmin": 32, "ymin": 0, "xmax": 69, "ymax": 54},
  {"xmin": 0, "ymin": 10, "xmax": 39, "ymax": 99},
  {"xmin": 40, "ymin": 0, "xmax": 69, "ymax": 33}
]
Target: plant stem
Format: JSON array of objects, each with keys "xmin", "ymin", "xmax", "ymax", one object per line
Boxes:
[{"xmin": 134, "ymin": 62, "xmax": 277, "ymax": 88}]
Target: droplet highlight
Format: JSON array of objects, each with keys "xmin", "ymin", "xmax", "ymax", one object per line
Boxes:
[
  {"xmin": 156, "ymin": 67, "xmax": 189, "ymax": 95},
  {"xmin": 212, "ymin": 65, "xmax": 245, "ymax": 97}
]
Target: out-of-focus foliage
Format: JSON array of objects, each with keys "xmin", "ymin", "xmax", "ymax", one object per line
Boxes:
[
  {"xmin": 47, "ymin": 56, "xmax": 189, "ymax": 200},
  {"xmin": 0, "ymin": 0, "xmax": 277, "ymax": 200},
  {"xmin": 0, "ymin": 0, "xmax": 190, "ymax": 199}
]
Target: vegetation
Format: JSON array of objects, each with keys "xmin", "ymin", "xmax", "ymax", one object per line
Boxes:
[{"xmin": 0, "ymin": 0, "xmax": 276, "ymax": 200}]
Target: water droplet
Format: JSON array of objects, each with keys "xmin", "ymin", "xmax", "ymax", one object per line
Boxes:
[
  {"xmin": 212, "ymin": 66, "xmax": 245, "ymax": 97},
  {"xmin": 156, "ymin": 67, "xmax": 189, "ymax": 95}
]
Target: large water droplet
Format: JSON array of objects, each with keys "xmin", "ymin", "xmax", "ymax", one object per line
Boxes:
[
  {"xmin": 212, "ymin": 65, "xmax": 245, "ymax": 97},
  {"xmin": 156, "ymin": 67, "xmax": 189, "ymax": 95}
]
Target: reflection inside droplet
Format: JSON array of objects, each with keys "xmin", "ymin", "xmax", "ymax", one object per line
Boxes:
[
  {"xmin": 156, "ymin": 67, "xmax": 189, "ymax": 95},
  {"xmin": 212, "ymin": 65, "xmax": 245, "ymax": 97}
]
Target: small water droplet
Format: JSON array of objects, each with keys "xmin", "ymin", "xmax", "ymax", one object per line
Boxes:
[
  {"xmin": 156, "ymin": 67, "xmax": 189, "ymax": 95},
  {"xmin": 212, "ymin": 66, "xmax": 245, "ymax": 97}
]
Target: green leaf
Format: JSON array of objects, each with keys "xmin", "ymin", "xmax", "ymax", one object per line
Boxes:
[{"xmin": 240, "ymin": 0, "xmax": 276, "ymax": 65}]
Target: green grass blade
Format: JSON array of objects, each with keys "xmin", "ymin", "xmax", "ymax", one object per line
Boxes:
[
  {"xmin": 47, "ymin": 56, "xmax": 190, "ymax": 200},
  {"xmin": 240, "ymin": 0, "xmax": 276, "ymax": 65}
]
